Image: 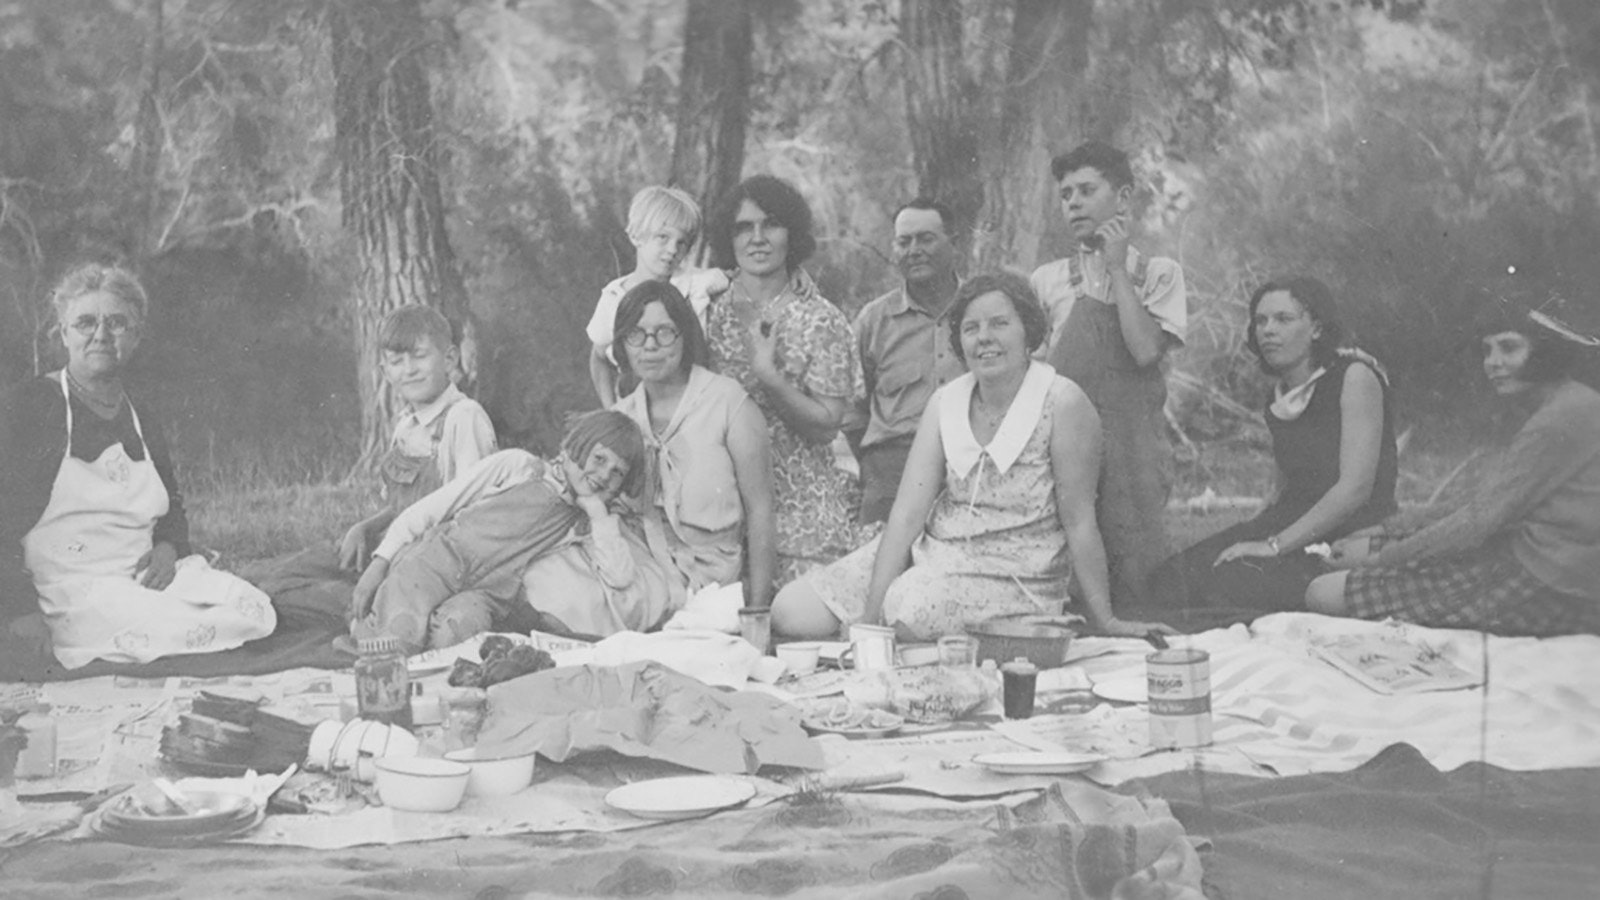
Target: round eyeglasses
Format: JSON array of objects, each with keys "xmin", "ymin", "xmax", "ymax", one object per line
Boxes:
[
  {"xmin": 622, "ymin": 325, "xmax": 681, "ymax": 349},
  {"xmin": 67, "ymin": 313, "xmax": 139, "ymax": 337}
]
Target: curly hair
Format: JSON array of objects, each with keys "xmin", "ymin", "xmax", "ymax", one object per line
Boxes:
[
  {"xmin": 1245, "ymin": 277, "xmax": 1350, "ymax": 371},
  {"xmin": 708, "ymin": 175, "xmax": 817, "ymax": 272},
  {"xmin": 1049, "ymin": 141, "xmax": 1135, "ymax": 189},
  {"xmin": 50, "ymin": 262, "xmax": 148, "ymax": 321}
]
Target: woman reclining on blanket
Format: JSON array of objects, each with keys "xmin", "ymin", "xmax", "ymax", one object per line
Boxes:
[
  {"xmin": 347, "ymin": 410, "xmax": 655, "ymax": 653},
  {"xmin": 1306, "ymin": 301, "xmax": 1600, "ymax": 636},
  {"xmin": 0, "ymin": 263, "xmax": 275, "ymax": 671}
]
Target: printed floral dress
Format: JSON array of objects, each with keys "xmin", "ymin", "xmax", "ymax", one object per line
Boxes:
[{"xmin": 706, "ymin": 268, "xmax": 862, "ymax": 584}]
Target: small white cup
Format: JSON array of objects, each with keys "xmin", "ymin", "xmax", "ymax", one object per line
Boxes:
[{"xmin": 775, "ymin": 641, "xmax": 822, "ymax": 676}]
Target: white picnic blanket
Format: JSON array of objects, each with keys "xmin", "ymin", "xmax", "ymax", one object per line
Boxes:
[{"xmin": 1069, "ymin": 613, "xmax": 1600, "ymax": 782}]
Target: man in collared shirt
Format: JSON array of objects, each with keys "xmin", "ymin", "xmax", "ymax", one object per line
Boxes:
[{"xmin": 846, "ymin": 198, "xmax": 966, "ymax": 523}]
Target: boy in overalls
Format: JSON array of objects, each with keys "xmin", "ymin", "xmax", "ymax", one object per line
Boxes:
[
  {"xmin": 1030, "ymin": 142, "xmax": 1187, "ymax": 609},
  {"xmin": 339, "ymin": 306, "xmax": 497, "ymax": 569},
  {"xmin": 247, "ymin": 306, "xmax": 495, "ymax": 627}
]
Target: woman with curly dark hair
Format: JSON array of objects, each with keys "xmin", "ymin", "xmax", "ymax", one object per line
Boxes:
[
  {"xmin": 703, "ymin": 175, "xmax": 862, "ymax": 587},
  {"xmin": 1151, "ymin": 276, "xmax": 1398, "ymax": 612}
]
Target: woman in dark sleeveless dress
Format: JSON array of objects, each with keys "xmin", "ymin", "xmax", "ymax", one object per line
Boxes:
[{"xmin": 1152, "ymin": 277, "xmax": 1397, "ymax": 612}]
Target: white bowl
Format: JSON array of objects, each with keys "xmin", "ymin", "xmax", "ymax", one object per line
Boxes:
[
  {"xmin": 443, "ymin": 747, "xmax": 537, "ymax": 797},
  {"xmin": 775, "ymin": 641, "xmax": 822, "ymax": 676},
  {"xmin": 373, "ymin": 756, "xmax": 470, "ymax": 812}
]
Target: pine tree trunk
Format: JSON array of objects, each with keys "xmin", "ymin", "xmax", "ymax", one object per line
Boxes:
[
  {"xmin": 670, "ymin": 0, "xmax": 753, "ymax": 252},
  {"xmin": 900, "ymin": 0, "xmax": 984, "ymax": 255},
  {"xmin": 330, "ymin": 0, "xmax": 469, "ymax": 470},
  {"xmin": 971, "ymin": 0, "xmax": 1092, "ymax": 272}
]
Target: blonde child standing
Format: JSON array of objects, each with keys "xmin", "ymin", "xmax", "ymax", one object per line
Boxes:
[{"xmin": 587, "ymin": 186, "xmax": 729, "ymax": 406}]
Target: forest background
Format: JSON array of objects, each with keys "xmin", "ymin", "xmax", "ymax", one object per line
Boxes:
[{"xmin": 1, "ymin": 0, "xmax": 1597, "ymax": 562}]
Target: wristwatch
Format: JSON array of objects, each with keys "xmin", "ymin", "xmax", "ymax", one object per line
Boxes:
[{"xmin": 1266, "ymin": 535, "xmax": 1282, "ymax": 556}]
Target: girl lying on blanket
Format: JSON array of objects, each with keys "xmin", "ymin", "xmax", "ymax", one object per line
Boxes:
[
  {"xmin": 1307, "ymin": 300, "xmax": 1600, "ymax": 636},
  {"xmin": 346, "ymin": 410, "xmax": 660, "ymax": 654}
]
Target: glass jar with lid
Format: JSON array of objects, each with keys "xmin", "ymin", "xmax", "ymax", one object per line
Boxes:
[{"xmin": 354, "ymin": 635, "xmax": 412, "ymax": 728}]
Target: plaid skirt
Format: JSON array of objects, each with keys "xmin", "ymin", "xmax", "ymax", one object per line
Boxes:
[{"xmin": 1345, "ymin": 536, "xmax": 1600, "ymax": 637}]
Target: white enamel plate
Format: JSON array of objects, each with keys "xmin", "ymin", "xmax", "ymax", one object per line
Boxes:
[
  {"xmin": 971, "ymin": 751, "xmax": 1107, "ymax": 775},
  {"xmin": 1090, "ymin": 676, "xmax": 1148, "ymax": 704},
  {"xmin": 604, "ymin": 775, "xmax": 757, "ymax": 821}
]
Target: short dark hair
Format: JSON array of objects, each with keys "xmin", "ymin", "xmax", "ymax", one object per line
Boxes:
[
  {"xmin": 611, "ymin": 280, "xmax": 708, "ymax": 381},
  {"xmin": 379, "ymin": 305, "xmax": 455, "ymax": 356},
  {"xmin": 946, "ymin": 270, "xmax": 1050, "ymax": 364},
  {"xmin": 1471, "ymin": 300, "xmax": 1580, "ymax": 383},
  {"xmin": 708, "ymin": 175, "xmax": 817, "ymax": 272},
  {"xmin": 561, "ymin": 409, "xmax": 647, "ymax": 499},
  {"xmin": 1049, "ymin": 141, "xmax": 1135, "ymax": 189},
  {"xmin": 892, "ymin": 197, "xmax": 957, "ymax": 237},
  {"xmin": 1245, "ymin": 277, "xmax": 1349, "ymax": 371}
]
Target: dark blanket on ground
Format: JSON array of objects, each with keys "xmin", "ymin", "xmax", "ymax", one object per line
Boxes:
[
  {"xmin": 0, "ymin": 610, "xmax": 347, "ymax": 684},
  {"xmin": 1130, "ymin": 743, "xmax": 1600, "ymax": 900}
]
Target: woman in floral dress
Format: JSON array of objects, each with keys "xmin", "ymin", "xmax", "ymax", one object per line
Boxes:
[{"xmin": 704, "ymin": 175, "xmax": 862, "ymax": 585}]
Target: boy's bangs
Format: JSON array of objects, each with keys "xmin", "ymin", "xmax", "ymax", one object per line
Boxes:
[{"xmin": 379, "ymin": 306, "xmax": 453, "ymax": 356}]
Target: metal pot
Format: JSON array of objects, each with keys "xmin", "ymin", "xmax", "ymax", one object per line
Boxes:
[{"xmin": 970, "ymin": 613, "xmax": 1084, "ymax": 669}]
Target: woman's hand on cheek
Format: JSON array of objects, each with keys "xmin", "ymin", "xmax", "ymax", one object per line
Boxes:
[{"xmin": 136, "ymin": 541, "xmax": 178, "ymax": 590}]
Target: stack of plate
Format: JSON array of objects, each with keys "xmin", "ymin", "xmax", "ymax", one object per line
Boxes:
[
  {"xmin": 189, "ymin": 688, "xmax": 264, "ymax": 726},
  {"xmin": 249, "ymin": 709, "xmax": 316, "ymax": 773},
  {"xmin": 92, "ymin": 790, "xmax": 264, "ymax": 847},
  {"xmin": 160, "ymin": 714, "xmax": 255, "ymax": 776}
]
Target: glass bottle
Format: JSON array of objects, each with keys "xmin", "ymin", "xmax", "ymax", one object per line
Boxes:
[{"xmin": 354, "ymin": 636, "xmax": 412, "ymax": 728}]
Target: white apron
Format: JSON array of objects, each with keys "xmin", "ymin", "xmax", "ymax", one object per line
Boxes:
[{"xmin": 22, "ymin": 372, "xmax": 275, "ymax": 669}]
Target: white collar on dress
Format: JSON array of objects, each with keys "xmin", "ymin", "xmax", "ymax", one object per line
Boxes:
[{"xmin": 940, "ymin": 360, "xmax": 1055, "ymax": 478}]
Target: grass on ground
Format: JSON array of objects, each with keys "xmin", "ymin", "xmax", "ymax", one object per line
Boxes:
[{"xmin": 184, "ymin": 439, "xmax": 1480, "ymax": 570}]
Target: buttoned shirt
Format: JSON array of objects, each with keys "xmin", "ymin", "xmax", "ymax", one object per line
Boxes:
[
  {"xmin": 390, "ymin": 383, "xmax": 496, "ymax": 486},
  {"xmin": 852, "ymin": 284, "xmax": 966, "ymax": 451}
]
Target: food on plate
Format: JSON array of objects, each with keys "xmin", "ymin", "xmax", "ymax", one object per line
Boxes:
[
  {"xmin": 449, "ymin": 639, "xmax": 555, "ymax": 688},
  {"xmin": 800, "ymin": 698, "xmax": 903, "ymax": 733}
]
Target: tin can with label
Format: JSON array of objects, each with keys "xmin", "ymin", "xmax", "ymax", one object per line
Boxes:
[{"xmin": 1147, "ymin": 648, "xmax": 1212, "ymax": 748}]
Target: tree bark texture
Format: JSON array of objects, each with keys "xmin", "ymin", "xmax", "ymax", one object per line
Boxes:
[
  {"xmin": 971, "ymin": 0, "xmax": 1092, "ymax": 272},
  {"xmin": 330, "ymin": 0, "xmax": 470, "ymax": 467},
  {"xmin": 133, "ymin": 0, "xmax": 164, "ymax": 260},
  {"xmin": 670, "ymin": 0, "xmax": 753, "ymax": 254},
  {"xmin": 900, "ymin": 0, "xmax": 984, "ymax": 255}
]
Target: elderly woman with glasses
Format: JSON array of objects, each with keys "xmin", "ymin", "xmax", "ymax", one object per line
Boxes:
[{"xmin": 0, "ymin": 263, "xmax": 274, "ymax": 672}]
